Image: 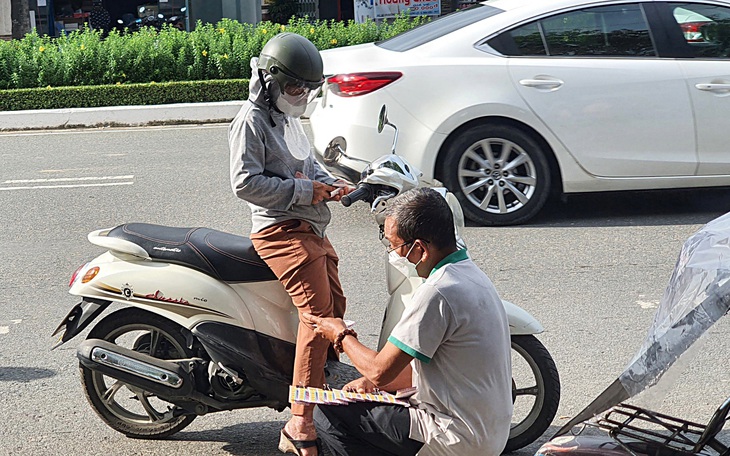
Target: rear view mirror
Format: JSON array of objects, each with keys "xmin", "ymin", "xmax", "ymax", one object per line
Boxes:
[
  {"xmin": 377, "ymin": 105, "xmax": 388, "ymax": 133},
  {"xmin": 323, "ymin": 137, "xmax": 347, "ymax": 165}
]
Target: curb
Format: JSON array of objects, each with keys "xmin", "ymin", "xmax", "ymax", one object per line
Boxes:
[{"xmin": 0, "ymin": 100, "xmax": 246, "ymax": 132}]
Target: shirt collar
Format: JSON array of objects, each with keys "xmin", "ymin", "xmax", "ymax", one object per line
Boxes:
[{"xmin": 429, "ymin": 248, "xmax": 468, "ymax": 277}]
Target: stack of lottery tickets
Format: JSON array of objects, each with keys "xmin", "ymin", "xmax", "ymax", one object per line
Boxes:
[{"xmin": 289, "ymin": 385, "xmax": 412, "ymax": 407}]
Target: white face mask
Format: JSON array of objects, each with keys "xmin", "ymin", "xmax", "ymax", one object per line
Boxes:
[
  {"xmin": 388, "ymin": 242, "xmax": 421, "ymax": 277},
  {"xmin": 276, "ymin": 91, "xmax": 308, "ymax": 117}
]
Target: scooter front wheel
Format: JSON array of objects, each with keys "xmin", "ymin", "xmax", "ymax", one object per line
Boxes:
[
  {"xmin": 80, "ymin": 308, "xmax": 197, "ymax": 439},
  {"xmin": 506, "ymin": 335, "xmax": 561, "ymax": 452}
]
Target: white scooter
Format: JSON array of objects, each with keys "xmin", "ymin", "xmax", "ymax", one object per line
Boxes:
[{"xmin": 52, "ymin": 106, "xmax": 559, "ymax": 452}]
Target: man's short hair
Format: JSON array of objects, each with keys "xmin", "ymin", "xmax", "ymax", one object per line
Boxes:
[{"xmin": 384, "ymin": 188, "xmax": 456, "ymax": 250}]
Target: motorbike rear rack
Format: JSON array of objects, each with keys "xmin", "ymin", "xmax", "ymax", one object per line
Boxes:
[{"xmin": 594, "ymin": 400, "xmax": 730, "ymax": 456}]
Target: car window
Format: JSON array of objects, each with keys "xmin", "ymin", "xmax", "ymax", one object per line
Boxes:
[
  {"xmin": 377, "ymin": 4, "xmax": 504, "ymax": 52},
  {"xmin": 667, "ymin": 2, "xmax": 730, "ymax": 57},
  {"xmin": 487, "ymin": 3, "xmax": 656, "ymax": 57}
]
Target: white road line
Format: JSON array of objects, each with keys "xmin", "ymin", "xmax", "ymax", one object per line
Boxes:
[
  {"xmin": 0, "ymin": 182, "xmax": 134, "ymax": 191},
  {"xmin": 0, "ymin": 320, "xmax": 21, "ymax": 336},
  {"xmin": 4, "ymin": 175, "xmax": 134, "ymax": 184}
]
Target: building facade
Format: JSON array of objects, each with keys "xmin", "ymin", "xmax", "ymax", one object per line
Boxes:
[
  {"xmin": 1, "ymin": 0, "xmax": 11, "ymax": 39},
  {"xmin": 5, "ymin": 0, "xmax": 262, "ymax": 38}
]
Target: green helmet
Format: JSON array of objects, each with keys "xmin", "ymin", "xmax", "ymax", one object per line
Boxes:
[{"xmin": 258, "ymin": 33, "xmax": 324, "ymax": 94}]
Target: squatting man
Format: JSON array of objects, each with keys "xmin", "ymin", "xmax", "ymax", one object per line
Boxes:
[{"xmin": 304, "ymin": 187, "xmax": 514, "ymax": 456}]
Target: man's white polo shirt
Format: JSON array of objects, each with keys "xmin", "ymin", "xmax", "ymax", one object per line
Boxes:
[{"xmin": 388, "ymin": 249, "xmax": 513, "ymax": 456}]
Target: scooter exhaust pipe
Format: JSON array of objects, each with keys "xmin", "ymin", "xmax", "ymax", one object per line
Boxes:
[{"xmin": 77, "ymin": 339, "xmax": 194, "ymax": 397}]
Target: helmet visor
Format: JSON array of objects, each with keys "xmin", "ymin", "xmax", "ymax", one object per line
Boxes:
[
  {"xmin": 277, "ymin": 65, "xmax": 325, "ymax": 93},
  {"xmin": 283, "ymin": 84, "xmax": 322, "ymax": 105}
]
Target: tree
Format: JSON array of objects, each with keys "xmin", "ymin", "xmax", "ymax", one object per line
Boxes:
[
  {"xmin": 11, "ymin": 0, "xmax": 30, "ymax": 39},
  {"xmin": 266, "ymin": 0, "xmax": 299, "ymax": 24}
]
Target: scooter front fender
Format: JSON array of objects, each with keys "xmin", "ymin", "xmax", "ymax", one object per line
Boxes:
[{"xmin": 503, "ymin": 299, "xmax": 544, "ymax": 335}]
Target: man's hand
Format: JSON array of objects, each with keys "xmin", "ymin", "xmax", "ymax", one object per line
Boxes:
[
  {"xmin": 343, "ymin": 377, "xmax": 377, "ymax": 393},
  {"xmin": 302, "ymin": 312, "xmax": 347, "ymax": 343}
]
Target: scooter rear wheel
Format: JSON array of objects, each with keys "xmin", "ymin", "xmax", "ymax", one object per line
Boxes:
[
  {"xmin": 80, "ymin": 308, "xmax": 197, "ymax": 439},
  {"xmin": 506, "ymin": 335, "xmax": 561, "ymax": 452}
]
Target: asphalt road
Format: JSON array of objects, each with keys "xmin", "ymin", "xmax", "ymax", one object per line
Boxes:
[{"xmin": 1, "ymin": 124, "xmax": 729, "ymax": 455}]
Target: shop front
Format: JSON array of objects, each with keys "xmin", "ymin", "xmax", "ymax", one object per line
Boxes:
[{"xmin": 28, "ymin": 0, "xmax": 188, "ymax": 36}]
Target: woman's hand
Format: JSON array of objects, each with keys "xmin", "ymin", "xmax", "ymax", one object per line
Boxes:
[
  {"xmin": 328, "ymin": 180, "xmax": 356, "ymax": 202},
  {"xmin": 301, "ymin": 312, "xmax": 347, "ymax": 343},
  {"xmin": 295, "ymin": 172, "xmax": 337, "ymax": 204}
]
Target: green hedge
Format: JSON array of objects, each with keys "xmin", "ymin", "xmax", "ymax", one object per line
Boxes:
[
  {"xmin": 0, "ymin": 79, "xmax": 249, "ymax": 111},
  {"xmin": 0, "ymin": 15, "xmax": 429, "ymax": 90}
]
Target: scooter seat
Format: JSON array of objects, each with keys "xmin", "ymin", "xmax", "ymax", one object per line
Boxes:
[{"xmin": 107, "ymin": 223, "xmax": 277, "ymax": 283}]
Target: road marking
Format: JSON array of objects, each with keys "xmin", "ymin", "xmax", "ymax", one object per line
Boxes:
[
  {"xmin": 0, "ymin": 182, "xmax": 134, "ymax": 191},
  {"xmin": 0, "ymin": 319, "xmax": 22, "ymax": 335},
  {"xmin": 4, "ymin": 175, "xmax": 134, "ymax": 184},
  {"xmin": 637, "ymin": 300, "xmax": 659, "ymax": 309},
  {"xmin": 1, "ymin": 175, "xmax": 134, "ymax": 191}
]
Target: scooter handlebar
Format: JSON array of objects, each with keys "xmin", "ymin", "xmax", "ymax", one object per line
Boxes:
[{"xmin": 341, "ymin": 184, "xmax": 372, "ymax": 207}]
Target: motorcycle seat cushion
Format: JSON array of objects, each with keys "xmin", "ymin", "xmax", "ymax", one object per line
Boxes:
[{"xmin": 107, "ymin": 223, "xmax": 277, "ymax": 283}]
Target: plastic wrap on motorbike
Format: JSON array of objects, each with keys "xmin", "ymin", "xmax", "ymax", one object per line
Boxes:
[
  {"xmin": 555, "ymin": 211, "xmax": 730, "ymax": 437},
  {"xmin": 77, "ymin": 338, "xmax": 194, "ymax": 398},
  {"xmin": 192, "ymin": 321, "xmax": 295, "ymax": 405}
]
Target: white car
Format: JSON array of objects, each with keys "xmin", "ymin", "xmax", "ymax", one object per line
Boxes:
[{"xmin": 310, "ymin": 0, "xmax": 730, "ymax": 225}]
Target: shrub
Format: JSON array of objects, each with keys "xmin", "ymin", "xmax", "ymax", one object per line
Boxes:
[
  {"xmin": 0, "ymin": 14, "xmax": 428, "ymax": 91},
  {"xmin": 0, "ymin": 79, "xmax": 248, "ymax": 111}
]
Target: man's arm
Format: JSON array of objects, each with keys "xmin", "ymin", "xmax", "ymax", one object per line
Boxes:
[
  {"xmin": 344, "ymin": 364, "xmax": 412, "ymax": 394},
  {"xmin": 302, "ymin": 313, "xmax": 413, "ymax": 388},
  {"xmin": 341, "ymin": 337, "xmax": 413, "ymax": 388}
]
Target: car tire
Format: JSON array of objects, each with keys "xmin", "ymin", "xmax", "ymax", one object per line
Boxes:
[{"xmin": 441, "ymin": 124, "xmax": 552, "ymax": 226}]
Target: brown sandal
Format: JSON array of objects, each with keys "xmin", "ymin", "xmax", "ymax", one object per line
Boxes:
[{"xmin": 278, "ymin": 429, "xmax": 322, "ymax": 455}]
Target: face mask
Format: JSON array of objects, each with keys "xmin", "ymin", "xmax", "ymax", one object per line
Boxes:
[
  {"xmin": 275, "ymin": 91, "xmax": 309, "ymax": 117},
  {"xmin": 388, "ymin": 242, "xmax": 422, "ymax": 277}
]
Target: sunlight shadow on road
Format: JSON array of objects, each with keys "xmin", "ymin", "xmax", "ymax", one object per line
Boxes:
[
  {"xmin": 173, "ymin": 420, "xmax": 286, "ymax": 455},
  {"xmin": 468, "ymin": 187, "xmax": 730, "ymax": 228},
  {"xmin": 0, "ymin": 366, "xmax": 56, "ymax": 382}
]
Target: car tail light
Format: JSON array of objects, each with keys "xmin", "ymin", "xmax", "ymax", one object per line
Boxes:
[
  {"xmin": 680, "ymin": 22, "xmax": 709, "ymax": 42},
  {"xmin": 327, "ymin": 72, "xmax": 402, "ymax": 97}
]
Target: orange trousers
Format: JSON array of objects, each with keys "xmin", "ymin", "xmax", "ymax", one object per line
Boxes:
[{"xmin": 251, "ymin": 219, "xmax": 347, "ymax": 416}]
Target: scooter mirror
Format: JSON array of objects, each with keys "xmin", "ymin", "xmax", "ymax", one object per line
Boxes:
[
  {"xmin": 377, "ymin": 105, "xmax": 399, "ymax": 154},
  {"xmin": 323, "ymin": 137, "xmax": 347, "ymax": 165},
  {"xmin": 377, "ymin": 105, "xmax": 388, "ymax": 133}
]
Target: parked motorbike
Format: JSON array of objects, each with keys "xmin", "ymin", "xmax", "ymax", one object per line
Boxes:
[
  {"xmin": 116, "ymin": 7, "xmax": 165, "ymax": 32},
  {"xmin": 52, "ymin": 106, "xmax": 559, "ymax": 452},
  {"xmin": 164, "ymin": 7, "xmax": 187, "ymax": 31},
  {"xmin": 537, "ymin": 212, "xmax": 730, "ymax": 455}
]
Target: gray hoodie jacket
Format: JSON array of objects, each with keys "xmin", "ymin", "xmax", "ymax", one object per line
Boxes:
[{"xmin": 229, "ymin": 59, "xmax": 337, "ymax": 237}]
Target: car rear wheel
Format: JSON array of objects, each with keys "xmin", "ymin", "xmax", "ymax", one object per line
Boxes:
[{"xmin": 442, "ymin": 124, "xmax": 552, "ymax": 226}]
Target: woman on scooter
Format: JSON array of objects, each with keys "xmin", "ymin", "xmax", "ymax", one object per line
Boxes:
[{"xmin": 229, "ymin": 32, "xmax": 353, "ymax": 456}]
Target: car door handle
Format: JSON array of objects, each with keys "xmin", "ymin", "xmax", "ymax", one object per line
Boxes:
[
  {"xmin": 695, "ymin": 83, "xmax": 730, "ymax": 92},
  {"xmin": 519, "ymin": 78, "xmax": 564, "ymax": 89}
]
